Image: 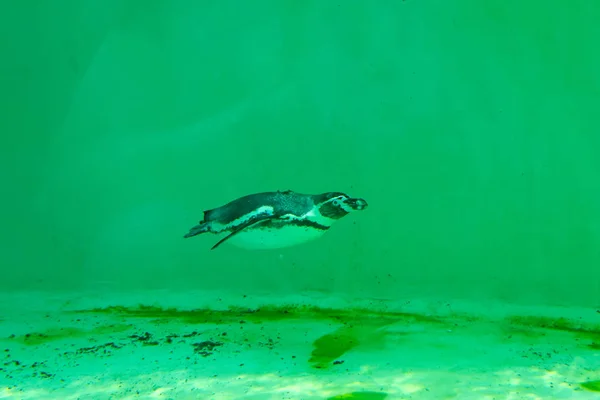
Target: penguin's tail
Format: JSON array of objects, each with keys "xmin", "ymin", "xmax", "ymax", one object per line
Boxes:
[{"xmin": 184, "ymin": 223, "xmax": 211, "ymax": 238}]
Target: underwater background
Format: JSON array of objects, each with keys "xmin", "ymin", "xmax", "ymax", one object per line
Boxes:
[
  {"xmin": 2, "ymin": 2, "xmax": 600, "ymax": 398},
  {"xmin": 3, "ymin": 0, "xmax": 598, "ymax": 306}
]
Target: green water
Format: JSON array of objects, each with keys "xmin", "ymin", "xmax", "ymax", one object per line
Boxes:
[{"xmin": 1, "ymin": 1, "xmax": 599, "ymax": 307}]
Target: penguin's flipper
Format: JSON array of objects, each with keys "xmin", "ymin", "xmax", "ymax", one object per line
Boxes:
[
  {"xmin": 210, "ymin": 213, "xmax": 274, "ymax": 250},
  {"xmin": 184, "ymin": 223, "xmax": 211, "ymax": 238}
]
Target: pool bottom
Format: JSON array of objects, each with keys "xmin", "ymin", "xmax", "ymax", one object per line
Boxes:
[{"xmin": 1, "ymin": 290, "xmax": 599, "ymax": 399}]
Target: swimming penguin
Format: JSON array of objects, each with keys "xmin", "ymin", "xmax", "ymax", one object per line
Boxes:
[{"xmin": 184, "ymin": 190, "xmax": 368, "ymax": 250}]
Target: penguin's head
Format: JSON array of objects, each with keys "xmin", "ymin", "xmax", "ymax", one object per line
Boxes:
[{"xmin": 314, "ymin": 192, "xmax": 368, "ymax": 219}]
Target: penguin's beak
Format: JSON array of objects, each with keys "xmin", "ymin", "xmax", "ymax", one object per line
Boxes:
[{"xmin": 348, "ymin": 198, "xmax": 368, "ymax": 211}]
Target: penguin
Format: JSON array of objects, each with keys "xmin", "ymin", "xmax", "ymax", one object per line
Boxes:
[{"xmin": 184, "ymin": 190, "xmax": 368, "ymax": 250}]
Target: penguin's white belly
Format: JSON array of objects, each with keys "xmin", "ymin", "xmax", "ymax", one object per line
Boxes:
[{"xmin": 226, "ymin": 225, "xmax": 328, "ymax": 250}]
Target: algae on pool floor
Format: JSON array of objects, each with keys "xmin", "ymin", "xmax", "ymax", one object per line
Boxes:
[
  {"xmin": 309, "ymin": 322, "xmax": 391, "ymax": 369},
  {"xmin": 581, "ymin": 380, "xmax": 600, "ymax": 392},
  {"xmin": 6, "ymin": 324, "xmax": 132, "ymax": 346}
]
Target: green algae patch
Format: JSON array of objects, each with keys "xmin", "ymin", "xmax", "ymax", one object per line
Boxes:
[
  {"xmin": 73, "ymin": 304, "xmax": 229, "ymax": 324},
  {"xmin": 71, "ymin": 304, "xmax": 447, "ymax": 327},
  {"xmin": 581, "ymin": 380, "xmax": 600, "ymax": 392},
  {"xmin": 310, "ymin": 327, "xmax": 359, "ymax": 368},
  {"xmin": 505, "ymin": 315, "xmax": 600, "ymax": 347},
  {"xmin": 327, "ymin": 391, "xmax": 388, "ymax": 399},
  {"xmin": 506, "ymin": 315, "xmax": 600, "ymax": 335},
  {"xmin": 8, "ymin": 324, "xmax": 132, "ymax": 346},
  {"xmin": 309, "ymin": 322, "xmax": 391, "ymax": 369}
]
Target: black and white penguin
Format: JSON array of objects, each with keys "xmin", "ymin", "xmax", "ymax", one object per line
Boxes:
[{"xmin": 184, "ymin": 190, "xmax": 368, "ymax": 250}]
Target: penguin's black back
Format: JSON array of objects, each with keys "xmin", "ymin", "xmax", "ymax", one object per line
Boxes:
[{"xmin": 202, "ymin": 191, "xmax": 315, "ymax": 224}]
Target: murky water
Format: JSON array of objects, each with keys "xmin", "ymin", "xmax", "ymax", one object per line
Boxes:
[{"xmin": 2, "ymin": 1, "xmax": 599, "ymax": 398}]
